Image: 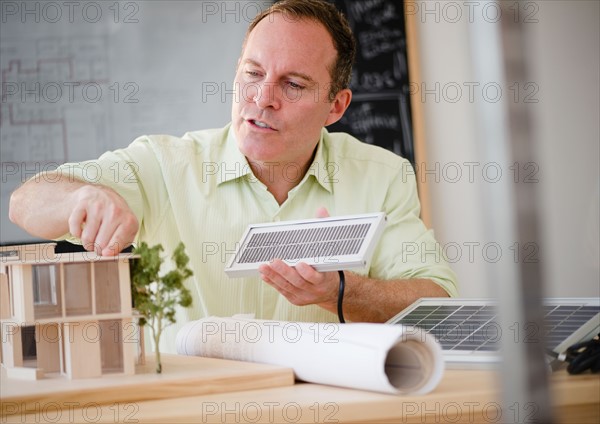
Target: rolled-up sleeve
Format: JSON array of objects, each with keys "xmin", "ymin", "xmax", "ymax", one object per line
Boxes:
[
  {"xmin": 369, "ymin": 160, "xmax": 459, "ymax": 297},
  {"xmin": 53, "ymin": 136, "xmax": 169, "ymax": 243}
]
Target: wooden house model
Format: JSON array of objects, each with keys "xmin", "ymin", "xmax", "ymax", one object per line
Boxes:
[{"xmin": 0, "ymin": 243, "xmax": 140, "ymax": 380}]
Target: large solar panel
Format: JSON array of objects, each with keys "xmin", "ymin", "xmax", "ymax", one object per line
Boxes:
[
  {"xmin": 387, "ymin": 298, "xmax": 600, "ymax": 367},
  {"xmin": 225, "ymin": 213, "xmax": 386, "ymax": 278}
]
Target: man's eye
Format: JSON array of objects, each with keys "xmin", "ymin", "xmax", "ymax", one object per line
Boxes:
[
  {"xmin": 245, "ymin": 71, "xmax": 261, "ymax": 78},
  {"xmin": 287, "ymin": 81, "xmax": 304, "ymax": 89}
]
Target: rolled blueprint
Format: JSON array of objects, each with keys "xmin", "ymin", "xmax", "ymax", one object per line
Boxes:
[{"xmin": 176, "ymin": 316, "xmax": 444, "ymax": 395}]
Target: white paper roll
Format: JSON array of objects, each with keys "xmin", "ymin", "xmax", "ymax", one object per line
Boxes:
[{"xmin": 176, "ymin": 316, "xmax": 444, "ymax": 395}]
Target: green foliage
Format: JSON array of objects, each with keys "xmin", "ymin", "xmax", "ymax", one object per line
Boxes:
[{"xmin": 130, "ymin": 241, "xmax": 193, "ymax": 373}]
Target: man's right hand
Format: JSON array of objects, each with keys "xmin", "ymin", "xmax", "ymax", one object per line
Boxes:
[
  {"xmin": 67, "ymin": 185, "xmax": 139, "ymax": 256},
  {"xmin": 9, "ymin": 174, "xmax": 139, "ymax": 256}
]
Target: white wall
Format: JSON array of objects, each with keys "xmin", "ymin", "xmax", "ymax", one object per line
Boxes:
[
  {"xmin": 413, "ymin": 2, "xmax": 492, "ymax": 297},
  {"xmin": 414, "ymin": 1, "xmax": 599, "ymax": 298},
  {"xmin": 528, "ymin": 1, "xmax": 600, "ymax": 298}
]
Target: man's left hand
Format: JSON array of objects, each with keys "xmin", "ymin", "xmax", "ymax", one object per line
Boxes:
[{"xmin": 258, "ymin": 259, "xmax": 339, "ymax": 311}]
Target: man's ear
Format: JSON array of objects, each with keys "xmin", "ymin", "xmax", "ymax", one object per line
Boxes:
[{"xmin": 324, "ymin": 88, "xmax": 352, "ymax": 126}]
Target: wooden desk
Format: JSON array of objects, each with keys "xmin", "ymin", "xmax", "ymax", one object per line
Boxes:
[{"xmin": 2, "ymin": 366, "xmax": 598, "ymax": 423}]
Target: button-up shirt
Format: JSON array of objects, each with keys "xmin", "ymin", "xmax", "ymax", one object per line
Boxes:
[{"xmin": 56, "ymin": 124, "xmax": 458, "ymax": 351}]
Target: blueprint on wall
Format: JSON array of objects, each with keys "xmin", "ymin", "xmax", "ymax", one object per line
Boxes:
[{"xmin": 1, "ymin": 1, "xmax": 264, "ymax": 243}]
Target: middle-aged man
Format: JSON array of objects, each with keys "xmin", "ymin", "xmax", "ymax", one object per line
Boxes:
[{"xmin": 9, "ymin": 0, "xmax": 457, "ymax": 350}]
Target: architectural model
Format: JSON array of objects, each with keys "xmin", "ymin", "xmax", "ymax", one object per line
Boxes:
[{"xmin": 0, "ymin": 243, "xmax": 141, "ymax": 380}]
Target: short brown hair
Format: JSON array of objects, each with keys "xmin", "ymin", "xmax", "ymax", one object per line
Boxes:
[{"xmin": 245, "ymin": 0, "xmax": 356, "ymax": 100}]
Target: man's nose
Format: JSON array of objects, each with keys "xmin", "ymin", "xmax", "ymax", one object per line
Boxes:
[{"xmin": 253, "ymin": 81, "xmax": 281, "ymax": 110}]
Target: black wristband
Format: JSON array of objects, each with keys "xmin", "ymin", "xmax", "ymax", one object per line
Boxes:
[{"xmin": 337, "ymin": 270, "xmax": 345, "ymax": 323}]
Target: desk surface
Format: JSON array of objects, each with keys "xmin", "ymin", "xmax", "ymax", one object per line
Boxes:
[{"xmin": 2, "ymin": 365, "xmax": 598, "ymax": 423}]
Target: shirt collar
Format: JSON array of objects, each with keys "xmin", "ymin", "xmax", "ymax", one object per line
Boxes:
[
  {"xmin": 304, "ymin": 128, "xmax": 333, "ymax": 193},
  {"xmin": 218, "ymin": 125, "xmax": 334, "ymax": 193}
]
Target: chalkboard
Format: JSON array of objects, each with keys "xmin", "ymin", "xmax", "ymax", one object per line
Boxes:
[
  {"xmin": 328, "ymin": 0, "xmax": 414, "ymax": 165},
  {"xmin": 0, "ymin": 1, "xmax": 253, "ymax": 244}
]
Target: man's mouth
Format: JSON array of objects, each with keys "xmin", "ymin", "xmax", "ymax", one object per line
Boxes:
[{"xmin": 248, "ymin": 119, "xmax": 275, "ymax": 130}]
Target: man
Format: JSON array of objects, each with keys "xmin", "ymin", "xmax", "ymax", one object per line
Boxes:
[{"xmin": 9, "ymin": 0, "xmax": 457, "ymax": 349}]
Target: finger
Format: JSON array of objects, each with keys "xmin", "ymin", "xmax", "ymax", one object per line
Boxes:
[
  {"xmin": 101, "ymin": 218, "xmax": 138, "ymax": 256},
  {"xmin": 259, "ymin": 267, "xmax": 297, "ymax": 298},
  {"xmin": 101, "ymin": 227, "xmax": 125, "ymax": 256},
  {"xmin": 259, "ymin": 269, "xmax": 274, "ymax": 284},
  {"xmin": 68, "ymin": 206, "xmax": 87, "ymax": 238},
  {"xmin": 258, "ymin": 263, "xmax": 287, "ymax": 287},
  {"xmin": 259, "ymin": 263, "xmax": 300, "ymax": 293},
  {"xmin": 295, "ymin": 263, "xmax": 339, "ymax": 303},
  {"xmin": 94, "ymin": 204, "xmax": 123, "ymax": 253},
  {"xmin": 295, "ymin": 262, "xmax": 325, "ymax": 284},
  {"xmin": 261, "ymin": 273, "xmax": 295, "ymax": 297},
  {"xmin": 95, "ymin": 221, "xmax": 121, "ymax": 256},
  {"xmin": 80, "ymin": 211, "xmax": 102, "ymax": 252},
  {"xmin": 269, "ymin": 259, "xmax": 311, "ymax": 289},
  {"xmin": 315, "ymin": 207, "xmax": 330, "ymax": 218}
]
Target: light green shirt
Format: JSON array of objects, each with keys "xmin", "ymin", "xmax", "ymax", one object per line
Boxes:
[{"xmin": 56, "ymin": 124, "xmax": 458, "ymax": 351}]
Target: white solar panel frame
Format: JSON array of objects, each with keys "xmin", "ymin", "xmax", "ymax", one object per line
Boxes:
[
  {"xmin": 387, "ymin": 297, "xmax": 600, "ymax": 368},
  {"xmin": 225, "ymin": 212, "xmax": 386, "ymax": 278}
]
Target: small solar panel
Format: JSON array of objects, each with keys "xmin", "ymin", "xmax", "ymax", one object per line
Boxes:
[
  {"xmin": 225, "ymin": 213, "xmax": 386, "ymax": 278},
  {"xmin": 387, "ymin": 298, "xmax": 600, "ymax": 367}
]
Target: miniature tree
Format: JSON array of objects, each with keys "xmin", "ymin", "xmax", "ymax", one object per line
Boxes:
[{"xmin": 131, "ymin": 242, "xmax": 193, "ymax": 373}]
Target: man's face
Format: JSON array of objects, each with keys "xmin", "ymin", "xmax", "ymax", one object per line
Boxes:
[{"xmin": 231, "ymin": 13, "xmax": 348, "ymax": 169}]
